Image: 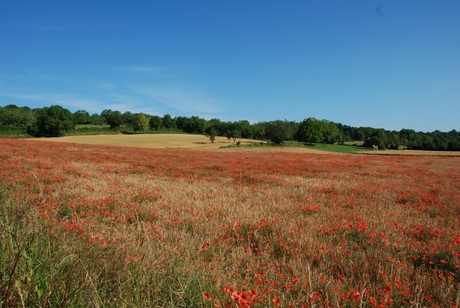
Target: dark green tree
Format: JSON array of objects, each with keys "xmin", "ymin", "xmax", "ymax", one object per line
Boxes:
[
  {"xmin": 90, "ymin": 113, "xmax": 104, "ymax": 125},
  {"xmin": 190, "ymin": 116, "xmax": 207, "ymax": 134},
  {"xmin": 251, "ymin": 122, "xmax": 266, "ymax": 140},
  {"xmin": 73, "ymin": 110, "xmax": 91, "ymax": 125},
  {"xmin": 235, "ymin": 120, "xmax": 254, "ymax": 139},
  {"xmin": 206, "ymin": 118, "xmax": 223, "ymax": 136},
  {"xmin": 28, "ymin": 105, "xmax": 75, "ymax": 137},
  {"xmin": 226, "ymin": 130, "xmax": 241, "ymax": 143},
  {"xmin": 149, "ymin": 116, "xmax": 163, "ymax": 130},
  {"xmin": 363, "ymin": 129, "xmax": 388, "ymax": 149},
  {"xmin": 322, "ymin": 120, "xmax": 340, "ymax": 144},
  {"xmin": 162, "ymin": 114, "xmax": 176, "ymax": 130},
  {"xmin": 296, "ymin": 117, "xmax": 324, "ymax": 145},
  {"xmin": 399, "ymin": 129, "xmax": 419, "ymax": 149},
  {"xmin": 102, "ymin": 110, "xmax": 123, "ymax": 129},
  {"xmin": 205, "ymin": 128, "xmax": 218, "ymax": 143},
  {"xmin": 265, "ymin": 120, "xmax": 297, "ymax": 145},
  {"xmin": 122, "ymin": 111, "xmax": 135, "ymax": 127}
]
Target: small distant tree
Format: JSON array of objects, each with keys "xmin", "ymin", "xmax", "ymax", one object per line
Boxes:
[
  {"xmin": 206, "ymin": 128, "xmax": 218, "ymax": 143},
  {"xmin": 226, "ymin": 130, "xmax": 241, "ymax": 143},
  {"xmin": 132, "ymin": 114, "xmax": 150, "ymax": 132}
]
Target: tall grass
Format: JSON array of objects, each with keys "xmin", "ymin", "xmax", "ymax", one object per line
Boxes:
[
  {"xmin": 0, "ymin": 187, "xmax": 212, "ymax": 307},
  {"xmin": 0, "ymin": 125, "xmax": 29, "ymax": 138},
  {"xmin": 1, "ymin": 139, "xmax": 459, "ymax": 307}
]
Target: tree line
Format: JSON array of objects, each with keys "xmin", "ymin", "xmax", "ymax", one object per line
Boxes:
[{"xmin": 1, "ymin": 104, "xmax": 459, "ymax": 151}]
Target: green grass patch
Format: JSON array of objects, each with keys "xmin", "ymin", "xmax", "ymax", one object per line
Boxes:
[
  {"xmin": 301, "ymin": 143, "xmax": 368, "ymax": 153},
  {"xmin": 220, "ymin": 140, "xmax": 368, "ymax": 153},
  {"xmin": 279, "ymin": 141, "xmax": 368, "ymax": 153}
]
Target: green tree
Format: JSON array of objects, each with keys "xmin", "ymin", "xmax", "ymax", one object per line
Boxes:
[
  {"xmin": 28, "ymin": 105, "xmax": 75, "ymax": 137},
  {"xmin": 162, "ymin": 114, "xmax": 176, "ymax": 130},
  {"xmin": 226, "ymin": 130, "xmax": 241, "ymax": 143},
  {"xmin": 206, "ymin": 118, "xmax": 223, "ymax": 136},
  {"xmin": 132, "ymin": 114, "xmax": 150, "ymax": 132},
  {"xmin": 0, "ymin": 106, "xmax": 31, "ymax": 126},
  {"xmin": 322, "ymin": 120, "xmax": 340, "ymax": 144},
  {"xmin": 190, "ymin": 116, "xmax": 207, "ymax": 134},
  {"xmin": 399, "ymin": 129, "xmax": 418, "ymax": 149},
  {"xmin": 102, "ymin": 110, "xmax": 123, "ymax": 129},
  {"xmin": 205, "ymin": 128, "xmax": 218, "ymax": 143},
  {"xmin": 235, "ymin": 120, "xmax": 253, "ymax": 139},
  {"xmin": 363, "ymin": 129, "xmax": 388, "ymax": 150},
  {"xmin": 122, "ymin": 111, "xmax": 135, "ymax": 127},
  {"xmin": 90, "ymin": 113, "xmax": 104, "ymax": 125},
  {"xmin": 149, "ymin": 116, "xmax": 163, "ymax": 130},
  {"xmin": 73, "ymin": 110, "xmax": 91, "ymax": 125},
  {"xmin": 265, "ymin": 120, "xmax": 297, "ymax": 145},
  {"xmin": 251, "ymin": 122, "xmax": 266, "ymax": 140},
  {"xmin": 296, "ymin": 117, "xmax": 323, "ymax": 145}
]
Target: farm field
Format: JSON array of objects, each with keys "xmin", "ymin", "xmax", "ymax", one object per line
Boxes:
[
  {"xmin": 28, "ymin": 134, "xmax": 264, "ymax": 149},
  {"xmin": 1, "ymin": 138, "xmax": 459, "ymax": 307}
]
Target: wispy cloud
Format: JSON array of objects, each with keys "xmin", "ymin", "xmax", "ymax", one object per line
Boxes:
[{"xmin": 130, "ymin": 85, "xmax": 224, "ymax": 115}]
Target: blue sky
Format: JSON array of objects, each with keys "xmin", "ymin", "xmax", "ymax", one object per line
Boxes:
[{"xmin": 1, "ymin": 1, "xmax": 458, "ymax": 132}]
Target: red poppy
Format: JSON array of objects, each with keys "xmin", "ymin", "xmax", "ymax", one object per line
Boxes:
[{"xmin": 202, "ymin": 292, "xmax": 211, "ymax": 301}]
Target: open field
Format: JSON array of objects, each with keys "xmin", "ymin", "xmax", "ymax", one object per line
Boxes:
[
  {"xmin": 1, "ymin": 138, "xmax": 459, "ymax": 307},
  {"xmin": 28, "ymin": 134, "xmax": 460, "ymax": 156},
  {"xmin": 27, "ymin": 134, "xmax": 264, "ymax": 149}
]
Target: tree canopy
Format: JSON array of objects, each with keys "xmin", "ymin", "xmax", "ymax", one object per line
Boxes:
[
  {"xmin": 27, "ymin": 105, "xmax": 75, "ymax": 137},
  {"xmin": 1, "ymin": 104, "xmax": 459, "ymax": 151}
]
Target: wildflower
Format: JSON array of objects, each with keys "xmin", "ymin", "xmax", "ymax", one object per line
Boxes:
[
  {"xmin": 202, "ymin": 292, "xmax": 211, "ymax": 301},
  {"xmin": 231, "ymin": 291, "xmax": 241, "ymax": 302},
  {"xmin": 273, "ymin": 296, "xmax": 281, "ymax": 307}
]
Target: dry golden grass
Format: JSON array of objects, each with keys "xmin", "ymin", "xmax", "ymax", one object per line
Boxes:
[
  {"xmin": 30, "ymin": 134, "xmax": 263, "ymax": 149},
  {"xmin": 2, "ymin": 139, "xmax": 459, "ymax": 307}
]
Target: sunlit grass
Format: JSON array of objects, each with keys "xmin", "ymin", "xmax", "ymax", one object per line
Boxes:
[
  {"xmin": 1, "ymin": 139, "xmax": 459, "ymax": 307},
  {"xmin": 284, "ymin": 141, "xmax": 369, "ymax": 153}
]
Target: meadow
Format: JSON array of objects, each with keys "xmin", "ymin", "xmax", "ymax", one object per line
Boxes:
[{"xmin": 1, "ymin": 138, "xmax": 459, "ymax": 307}]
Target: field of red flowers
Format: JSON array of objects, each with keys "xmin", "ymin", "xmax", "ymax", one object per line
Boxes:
[{"xmin": 1, "ymin": 138, "xmax": 459, "ymax": 307}]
